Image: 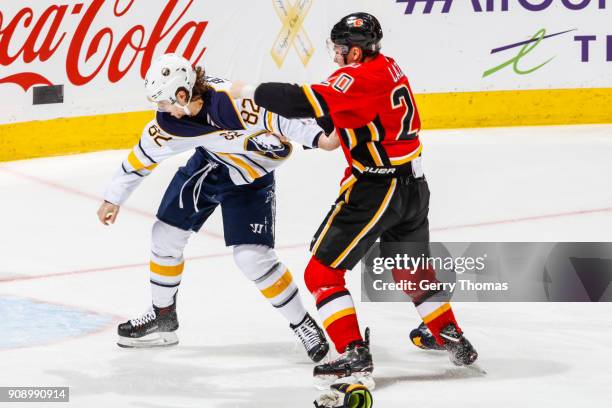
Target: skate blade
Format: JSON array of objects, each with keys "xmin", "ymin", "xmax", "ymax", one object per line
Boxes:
[
  {"xmin": 449, "ymin": 352, "xmax": 480, "ymax": 368},
  {"xmin": 466, "ymin": 363, "xmax": 487, "ymax": 375},
  {"xmin": 314, "ymin": 372, "xmax": 375, "ymax": 391},
  {"xmin": 117, "ymin": 331, "xmax": 178, "ymax": 348}
]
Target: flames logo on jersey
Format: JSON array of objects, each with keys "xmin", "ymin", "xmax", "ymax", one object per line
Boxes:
[{"xmin": 245, "ymin": 133, "xmax": 292, "ymax": 160}]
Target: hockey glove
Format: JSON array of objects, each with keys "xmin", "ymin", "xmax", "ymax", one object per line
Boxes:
[{"xmin": 314, "ymin": 383, "xmax": 373, "ymax": 408}]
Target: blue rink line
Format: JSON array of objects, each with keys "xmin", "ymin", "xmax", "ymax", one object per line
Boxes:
[{"xmin": 0, "ymin": 296, "xmax": 114, "ymax": 350}]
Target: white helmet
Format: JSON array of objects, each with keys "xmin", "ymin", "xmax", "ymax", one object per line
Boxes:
[{"xmin": 145, "ymin": 53, "xmax": 196, "ymax": 105}]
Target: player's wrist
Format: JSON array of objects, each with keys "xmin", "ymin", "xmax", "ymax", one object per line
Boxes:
[
  {"xmin": 239, "ymin": 84, "xmax": 256, "ymax": 99},
  {"xmin": 230, "ymin": 81, "xmax": 257, "ymax": 99}
]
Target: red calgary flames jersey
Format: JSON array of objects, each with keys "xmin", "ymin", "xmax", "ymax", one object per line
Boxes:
[{"xmin": 303, "ymin": 54, "xmax": 422, "ymax": 187}]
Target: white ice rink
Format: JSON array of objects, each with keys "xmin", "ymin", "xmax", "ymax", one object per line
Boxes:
[{"xmin": 1, "ymin": 124, "xmax": 611, "ymax": 407}]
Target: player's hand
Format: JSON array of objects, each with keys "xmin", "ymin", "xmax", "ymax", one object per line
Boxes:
[
  {"xmin": 229, "ymin": 80, "xmax": 256, "ymax": 99},
  {"xmin": 272, "ymin": 132, "xmax": 290, "ymax": 144},
  {"xmin": 317, "ymin": 130, "xmax": 341, "ymax": 151},
  {"xmin": 97, "ymin": 201, "xmax": 120, "ymax": 225}
]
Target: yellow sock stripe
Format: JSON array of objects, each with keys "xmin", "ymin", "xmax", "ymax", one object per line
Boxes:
[
  {"xmin": 323, "ymin": 307, "xmax": 356, "ymax": 329},
  {"xmin": 367, "ymin": 142, "xmax": 384, "ymax": 166},
  {"xmin": 311, "ymin": 201, "xmax": 345, "ymax": 256},
  {"xmin": 422, "ymin": 302, "xmax": 452, "ymax": 324},
  {"xmin": 260, "ymin": 269, "xmax": 293, "ymax": 299},
  {"xmin": 302, "ymin": 85, "xmax": 324, "ymax": 118},
  {"xmin": 390, "ymin": 143, "xmax": 423, "ymax": 166},
  {"xmin": 218, "ymin": 153, "xmax": 261, "ymax": 180},
  {"xmin": 150, "ymin": 261, "xmax": 185, "ymax": 277},
  {"xmin": 331, "ymin": 179, "xmax": 397, "ymax": 268}
]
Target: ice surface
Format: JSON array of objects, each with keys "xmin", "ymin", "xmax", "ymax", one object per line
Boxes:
[{"xmin": 0, "ymin": 125, "xmax": 611, "ymax": 407}]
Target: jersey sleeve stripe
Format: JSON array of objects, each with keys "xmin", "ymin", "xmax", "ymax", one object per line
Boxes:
[
  {"xmin": 138, "ymin": 140, "xmax": 157, "ymax": 164},
  {"xmin": 127, "ymin": 150, "xmax": 146, "ymax": 171},
  {"xmin": 262, "ymin": 109, "xmax": 271, "ymax": 131},
  {"xmin": 266, "ymin": 111, "xmax": 275, "ymax": 133},
  {"xmin": 302, "ymin": 85, "xmax": 324, "ymax": 118},
  {"xmin": 128, "ymin": 150, "xmax": 158, "ymax": 172},
  {"xmin": 276, "ymin": 115, "xmax": 285, "ymax": 137}
]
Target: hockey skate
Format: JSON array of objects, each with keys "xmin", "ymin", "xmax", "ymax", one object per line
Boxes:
[
  {"xmin": 409, "ymin": 321, "xmax": 445, "ymax": 351},
  {"xmin": 117, "ymin": 303, "xmax": 179, "ymax": 348},
  {"xmin": 291, "ymin": 313, "xmax": 330, "ymax": 363},
  {"xmin": 313, "ymin": 328, "xmax": 374, "ymax": 391},
  {"xmin": 410, "ymin": 321, "xmax": 478, "ymax": 365},
  {"xmin": 439, "ymin": 323, "xmax": 478, "ymax": 366}
]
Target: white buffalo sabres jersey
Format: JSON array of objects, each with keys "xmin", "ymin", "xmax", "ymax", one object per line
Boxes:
[{"xmin": 104, "ymin": 78, "xmax": 323, "ymax": 205}]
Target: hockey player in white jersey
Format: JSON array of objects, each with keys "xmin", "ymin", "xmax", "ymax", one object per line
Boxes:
[{"xmin": 97, "ymin": 54, "xmax": 338, "ymax": 362}]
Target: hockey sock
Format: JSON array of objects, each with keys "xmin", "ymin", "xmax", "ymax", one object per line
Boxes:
[
  {"xmin": 150, "ymin": 221, "xmax": 191, "ymax": 308},
  {"xmin": 234, "ymin": 245, "xmax": 307, "ymax": 326},
  {"xmin": 254, "ymin": 263, "xmax": 306, "ymax": 325},
  {"xmin": 305, "ymin": 256, "xmax": 362, "ymax": 353},
  {"xmin": 150, "ymin": 253, "xmax": 183, "ymax": 308},
  {"xmin": 415, "ymin": 301, "xmax": 461, "ymax": 345},
  {"xmin": 391, "ymin": 265, "xmax": 461, "ymax": 345}
]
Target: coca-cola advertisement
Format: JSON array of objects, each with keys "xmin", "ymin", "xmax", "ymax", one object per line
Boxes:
[
  {"xmin": 0, "ymin": 0, "xmax": 331, "ymax": 125},
  {"xmin": 1, "ymin": 1, "xmax": 210, "ymax": 122}
]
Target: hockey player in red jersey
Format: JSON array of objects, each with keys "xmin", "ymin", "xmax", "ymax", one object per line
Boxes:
[{"xmin": 232, "ymin": 12, "xmax": 478, "ymax": 388}]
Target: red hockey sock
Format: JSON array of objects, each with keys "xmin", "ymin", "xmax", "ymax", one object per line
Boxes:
[
  {"xmin": 416, "ymin": 301, "xmax": 461, "ymax": 345},
  {"xmin": 304, "ymin": 256, "xmax": 362, "ymax": 353}
]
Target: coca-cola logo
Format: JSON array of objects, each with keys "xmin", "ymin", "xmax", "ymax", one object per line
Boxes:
[{"xmin": 0, "ymin": 0, "xmax": 208, "ymax": 91}]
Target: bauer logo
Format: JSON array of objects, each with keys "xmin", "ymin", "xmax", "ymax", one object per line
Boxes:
[
  {"xmin": 270, "ymin": 0, "xmax": 315, "ymax": 68},
  {"xmin": 0, "ymin": 0, "xmax": 209, "ymax": 91}
]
